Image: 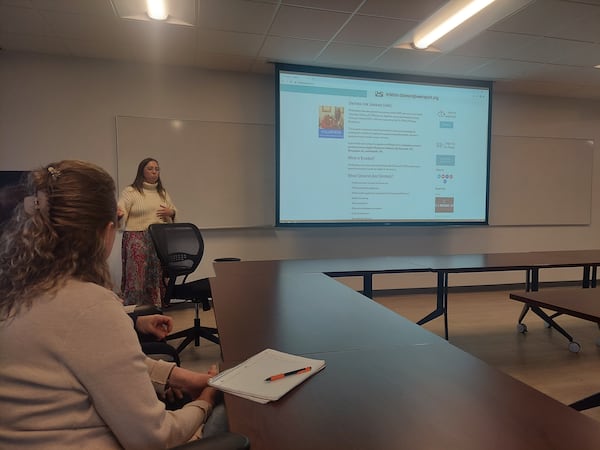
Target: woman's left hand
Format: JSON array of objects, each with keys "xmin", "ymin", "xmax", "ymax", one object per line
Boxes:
[{"xmin": 157, "ymin": 204, "xmax": 174, "ymax": 220}]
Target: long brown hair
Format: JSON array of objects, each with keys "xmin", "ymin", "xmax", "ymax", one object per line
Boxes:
[
  {"xmin": 130, "ymin": 157, "xmax": 167, "ymax": 200},
  {"xmin": 0, "ymin": 160, "xmax": 117, "ymax": 321}
]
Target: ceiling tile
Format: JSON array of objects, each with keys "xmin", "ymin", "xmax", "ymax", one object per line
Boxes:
[
  {"xmin": 423, "ymin": 54, "xmax": 494, "ymax": 78},
  {"xmin": 65, "ymin": 35, "xmax": 130, "ymax": 61},
  {"xmin": 356, "ymin": 0, "xmax": 447, "ymax": 20},
  {"xmin": 490, "ymin": 0, "xmax": 589, "ymax": 35},
  {"xmin": 197, "ymin": 0, "xmax": 276, "ymax": 34},
  {"xmin": 250, "ymin": 58, "xmax": 275, "ymax": 75},
  {"xmin": 269, "ymin": 5, "xmax": 350, "ymax": 40},
  {"xmin": 281, "ymin": 0, "xmax": 363, "ymax": 13},
  {"xmin": 371, "ymin": 47, "xmax": 439, "ymax": 74},
  {"xmin": 39, "ymin": 10, "xmax": 120, "ymax": 40},
  {"xmin": 196, "ymin": 29, "xmax": 264, "ymax": 57},
  {"xmin": 259, "ymin": 35, "xmax": 327, "ymax": 63},
  {"xmin": 31, "ymin": 0, "xmax": 115, "ymax": 15},
  {"xmin": 0, "ymin": 30, "xmax": 69, "ymax": 54},
  {"xmin": 0, "ymin": 4, "xmax": 53, "ymax": 34},
  {"xmin": 451, "ymin": 30, "xmax": 539, "ymax": 60},
  {"xmin": 334, "ymin": 14, "xmax": 415, "ymax": 47},
  {"xmin": 317, "ymin": 41, "xmax": 394, "ymax": 67},
  {"xmin": 118, "ymin": 20, "xmax": 195, "ymax": 50},
  {"xmin": 533, "ymin": 63, "xmax": 600, "ymax": 85},
  {"xmin": 545, "ymin": 7, "xmax": 600, "ymax": 43},
  {"xmin": 193, "ymin": 52, "xmax": 255, "ymax": 72},
  {"xmin": 0, "ymin": 0, "xmax": 35, "ymax": 7},
  {"xmin": 503, "ymin": 36, "xmax": 573, "ymax": 64},
  {"xmin": 467, "ymin": 59, "xmax": 546, "ymax": 81},
  {"xmin": 3, "ymin": 0, "xmax": 600, "ymax": 98},
  {"xmin": 548, "ymin": 40, "xmax": 599, "ymax": 66}
]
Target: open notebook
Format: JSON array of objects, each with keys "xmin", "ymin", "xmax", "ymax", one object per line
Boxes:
[{"xmin": 208, "ymin": 349, "xmax": 326, "ymax": 404}]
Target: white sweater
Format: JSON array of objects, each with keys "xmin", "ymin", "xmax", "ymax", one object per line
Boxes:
[
  {"xmin": 0, "ymin": 279, "xmax": 210, "ymax": 449},
  {"xmin": 118, "ymin": 182, "xmax": 177, "ymax": 231}
]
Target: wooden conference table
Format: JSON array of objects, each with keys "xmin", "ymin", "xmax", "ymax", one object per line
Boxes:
[
  {"xmin": 510, "ymin": 287, "xmax": 600, "ymax": 352},
  {"xmin": 214, "ymin": 250, "xmax": 600, "ymax": 339},
  {"xmin": 411, "ymin": 250, "xmax": 600, "ymax": 338},
  {"xmin": 210, "ymin": 257, "xmax": 600, "ymax": 450}
]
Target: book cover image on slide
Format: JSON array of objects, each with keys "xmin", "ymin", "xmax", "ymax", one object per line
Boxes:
[{"xmin": 319, "ymin": 105, "xmax": 344, "ymax": 139}]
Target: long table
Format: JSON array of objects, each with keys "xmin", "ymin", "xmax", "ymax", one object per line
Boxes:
[
  {"xmin": 416, "ymin": 250, "xmax": 600, "ymax": 338},
  {"xmin": 211, "ymin": 259, "xmax": 600, "ymax": 450},
  {"xmin": 215, "ymin": 250, "xmax": 600, "ymax": 339},
  {"xmin": 509, "ymin": 287, "xmax": 600, "ymax": 352}
]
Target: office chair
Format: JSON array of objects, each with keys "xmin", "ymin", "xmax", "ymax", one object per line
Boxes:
[
  {"xmin": 169, "ymin": 432, "xmax": 250, "ymax": 449},
  {"xmin": 148, "ymin": 223, "xmax": 220, "ymax": 354},
  {"xmin": 131, "ymin": 304, "xmax": 181, "ymax": 366}
]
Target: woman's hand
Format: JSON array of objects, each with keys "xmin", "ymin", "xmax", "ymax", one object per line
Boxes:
[
  {"xmin": 167, "ymin": 365, "xmax": 218, "ymax": 399},
  {"xmin": 196, "ymin": 365, "xmax": 221, "ymax": 406},
  {"xmin": 157, "ymin": 204, "xmax": 175, "ymax": 220},
  {"xmin": 135, "ymin": 314, "xmax": 173, "ymax": 339},
  {"xmin": 197, "ymin": 385, "xmax": 219, "ymax": 407}
]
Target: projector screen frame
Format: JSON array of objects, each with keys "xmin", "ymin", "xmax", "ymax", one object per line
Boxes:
[{"xmin": 275, "ymin": 63, "xmax": 493, "ymax": 228}]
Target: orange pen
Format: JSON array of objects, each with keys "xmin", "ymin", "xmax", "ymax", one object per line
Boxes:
[{"xmin": 264, "ymin": 366, "xmax": 312, "ymax": 382}]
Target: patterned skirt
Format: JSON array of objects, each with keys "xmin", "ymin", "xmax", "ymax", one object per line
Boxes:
[{"xmin": 121, "ymin": 230, "xmax": 165, "ymax": 307}]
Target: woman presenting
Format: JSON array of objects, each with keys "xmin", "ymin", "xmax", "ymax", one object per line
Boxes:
[{"xmin": 118, "ymin": 157, "xmax": 177, "ymax": 307}]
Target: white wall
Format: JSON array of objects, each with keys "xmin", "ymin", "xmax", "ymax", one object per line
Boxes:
[{"xmin": 2, "ymin": 51, "xmax": 599, "ymax": 290}]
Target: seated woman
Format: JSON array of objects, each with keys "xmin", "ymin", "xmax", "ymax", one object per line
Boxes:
[{"xmin": 0, "ymin": 160, "xmax": 223, "ymax": 449}]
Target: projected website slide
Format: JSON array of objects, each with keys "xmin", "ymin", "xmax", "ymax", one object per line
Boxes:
[{"xmin": 278, "ymin": 69, "xmax": 490, "ymax": 225}]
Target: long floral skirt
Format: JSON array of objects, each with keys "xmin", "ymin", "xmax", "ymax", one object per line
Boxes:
[{"xmin": 121, "ymin": 230, "xmax": 165, "ymax": 307}]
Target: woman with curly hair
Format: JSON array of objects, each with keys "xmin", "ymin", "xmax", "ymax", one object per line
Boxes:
[{"xmin": 0, "ymin": 160, "xmax": 221, "ymax": 449}]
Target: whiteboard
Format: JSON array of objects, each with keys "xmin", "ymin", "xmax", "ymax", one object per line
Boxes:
[
  {"xmin": 116, "ymin": 116, "xmax": 274, "ymax": 228},
  {"xmin": 116, "ymin": 117, "xmax": 593, "ymax": 228},
  {"xmin": 489, "ymin": 135, "xmax": 594, "ymax": 226}
]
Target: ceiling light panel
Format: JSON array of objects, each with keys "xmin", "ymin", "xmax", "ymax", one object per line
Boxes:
[
  {"xmin": 112, "ymin": 0, "xmax": 195, "ymax": 26},
  {"xmin": 394, "ymin": 0, "xmax": 535, "ymax": 53}
]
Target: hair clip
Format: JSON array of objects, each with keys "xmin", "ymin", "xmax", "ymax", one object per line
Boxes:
[
  {"xmin": 47, "ymin": 166, "xmax": 61, "ymax": 181},
  {"xmin": 23, "ymin": 191, "xmax": 49, "ymax": 216}
]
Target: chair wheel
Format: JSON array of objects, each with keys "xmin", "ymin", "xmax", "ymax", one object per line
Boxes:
[
  {"xmin": 568, "ymin": 341, "xmax": 581, "ymax": 353},
  {"xmin": 517, "ymin": 323, "xmax": 527, "ymax": 333}
]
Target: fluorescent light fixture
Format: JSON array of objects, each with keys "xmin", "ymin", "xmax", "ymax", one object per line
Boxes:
[
  {"xmin": 413, "ymin": 0, "xmax": 496, "ymax": 49},
  {"xmin": 112, "ymin": 0, "xmax": 195, "ymax": 27},
  {"xmin": 146, "ymin": 0, "xmax": 168, "ymax": 21},
  {"xmin": 393, "ymin": 0, "xmax": 535, "ymax": 53}
]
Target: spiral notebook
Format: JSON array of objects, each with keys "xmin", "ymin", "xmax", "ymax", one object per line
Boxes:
[{"xmin": 208, "ymin": 348, "xmax": 326, "ymax": 404}]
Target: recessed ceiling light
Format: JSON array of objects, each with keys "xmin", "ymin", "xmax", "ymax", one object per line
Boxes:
[
  {"xmin": 111, "ymin": 0, "xmax": 195, "ymax": 27},
  {"xmin": 146, "ymin": 0, "xmax": 168, "ymax": 21}
]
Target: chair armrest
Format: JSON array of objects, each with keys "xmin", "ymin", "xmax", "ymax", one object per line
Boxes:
[
  {"xmin": 169, "ymin": 432, "xmax": 250, "ymax": 450},
  {"xmin": 134, "ymin": 304, "xmax": 163, "ymax": 316}
]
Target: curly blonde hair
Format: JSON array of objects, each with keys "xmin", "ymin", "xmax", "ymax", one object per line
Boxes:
[{"xmin": 0, "ymin": 160, "xmax": 117, "ymax": 321}]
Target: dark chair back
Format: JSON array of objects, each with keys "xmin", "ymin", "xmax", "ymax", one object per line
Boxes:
[{"xmin": 149, "ymin": 222, "xmax": 204, "ymax": 281}]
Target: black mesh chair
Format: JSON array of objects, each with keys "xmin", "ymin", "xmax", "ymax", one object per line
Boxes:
[
  {"xmin": 148, "ymin": 223, "xmax": 219, "ymax": 354},
  {"xmin": 170, "ymin": 432, "xmax": 250, "ymax": 449}
]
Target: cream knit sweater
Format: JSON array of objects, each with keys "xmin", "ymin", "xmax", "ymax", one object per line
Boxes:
[
  {"xmin": 118, "ymin": 182, "xmax": 177, "ymax": 231},
  {"xmin": 0, "ymin": 279, "xmax": 211, "ymax": 449}
]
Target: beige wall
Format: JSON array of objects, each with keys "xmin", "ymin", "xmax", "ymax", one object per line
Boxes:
[{"xmin": 2, "ymin": 51, "xmax": 599, "ymax": 290}]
